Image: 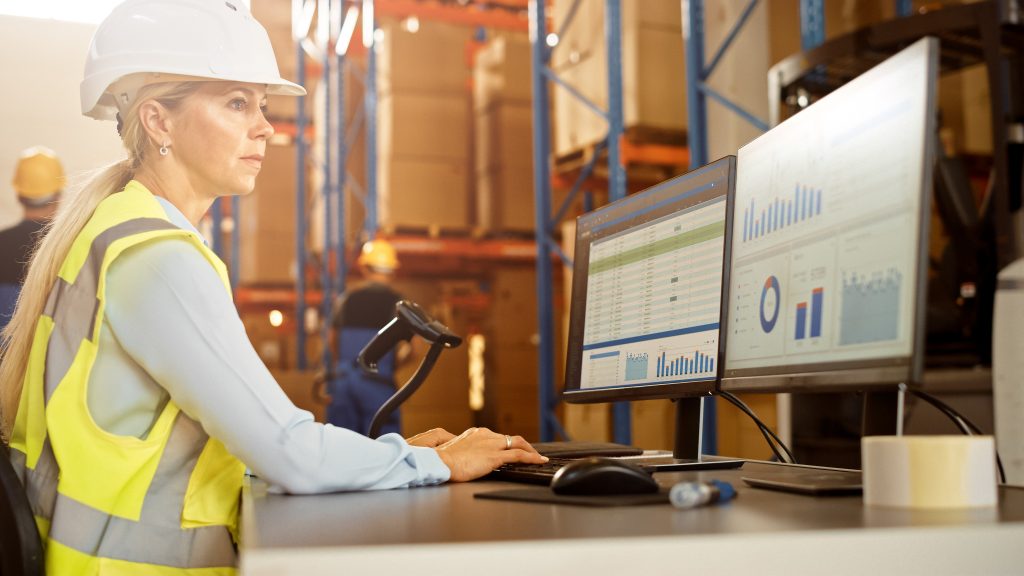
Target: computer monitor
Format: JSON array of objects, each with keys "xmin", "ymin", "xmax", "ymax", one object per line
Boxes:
[
  {"xmin": 562, "ymin": 156, "xmax": 742, "ymax": 469},
  {"xmin": 722, "ymin": 38, "xmax": 939, "ymax": 402}
]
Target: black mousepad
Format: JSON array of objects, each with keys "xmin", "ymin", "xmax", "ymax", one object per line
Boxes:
[{"xmin": 475, "ymin": 487, "xmax": 670, "ymax": 507}]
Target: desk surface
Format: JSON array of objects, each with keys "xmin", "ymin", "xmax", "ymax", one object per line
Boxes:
[{"xmin": 240, "ymin": 460, "xmax": 1024, "ymax": 575}]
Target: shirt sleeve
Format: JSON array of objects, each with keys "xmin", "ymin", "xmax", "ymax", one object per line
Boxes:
[{"xmin": 103, "ymin": 236, "xmax": 451, "ymax": 493}]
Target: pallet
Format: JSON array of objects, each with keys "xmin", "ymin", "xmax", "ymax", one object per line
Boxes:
[
  {"xmin": 623, "ymin": 125, "xmax": 687, "ymax": 147},
  {"xmin": 474, "ymin": 228, "xmax": 539, "ymax": 241},
  {"xmin": 553, "ymin": 150, "xmax": 684, "ymax": 190},
  {"xmin": 553, "ymin": 128, "xmax": 689, "ymax": 181},
  {"xmin": 377, "ymin": 223, "xmax": 486, "ymax": 239},
  {"xmin": 553, "ymin": 144, "xmax": 603, "ymax": 175}
]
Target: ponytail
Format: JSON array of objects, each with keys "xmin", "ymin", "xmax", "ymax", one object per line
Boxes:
[{"xmin": 0, "ymin": 80, "xmax": 201, "ymax": 442}]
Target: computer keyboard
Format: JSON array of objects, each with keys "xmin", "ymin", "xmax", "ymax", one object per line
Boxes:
[
  {"xmin": 486, "ymin": 442, "xmax": 645, "ymax": 485},
  {"xmin": 487, "ymin": 442, "xmax": 652, "ymax": 484},
  {"xmin": 488, "ymin": 458, "xmax": 578, "ymax": 485}
]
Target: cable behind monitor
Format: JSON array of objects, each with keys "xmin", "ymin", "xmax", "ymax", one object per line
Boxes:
[{"xmin": 719, "ymin": 391, "xmax": 796, "ymax": 465}]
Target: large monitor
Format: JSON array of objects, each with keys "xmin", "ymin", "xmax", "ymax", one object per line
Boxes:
[
  {"xmin": 722, "ymin": 37, "xmax": 939, "ymax": 394},
  {"xmin": 562, "ymin": 156, "xmax": 741, "ymax": 468}
]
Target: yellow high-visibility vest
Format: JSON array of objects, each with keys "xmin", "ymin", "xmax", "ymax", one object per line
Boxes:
[{"xmin": 9, "ymin": 180, "xmax": 245, "ymax": 575}]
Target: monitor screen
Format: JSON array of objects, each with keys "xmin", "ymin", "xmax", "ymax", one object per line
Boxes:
[
  {"xmin": 563, "ymin": 156, "xmax": 735, "ymax": 403},
  {"xmin": 722, "ymin": 37, "xmax": 938, "ymax": 391}
]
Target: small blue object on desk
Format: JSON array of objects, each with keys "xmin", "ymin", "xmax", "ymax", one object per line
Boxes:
[{"xmin": 669, "ymin": 480, "xmax": 736, "ymax": 509}]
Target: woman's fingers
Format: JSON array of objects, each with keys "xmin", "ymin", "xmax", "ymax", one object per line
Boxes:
[
  {"xmin": 500, "ymin": 448, "xmax": 547, "ymax": 465},
  {"xmin": 507, "ymin": 435, "xmax": 539, "ymax": 454},
  {"xmin": 406, "ymin": 427, "xmax": 457, "ymax": 447}
]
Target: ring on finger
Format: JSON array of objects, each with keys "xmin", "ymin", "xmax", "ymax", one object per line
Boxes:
[{"xmin": 505, "ymin": 434, "xmax": 512, "ymax": 450}]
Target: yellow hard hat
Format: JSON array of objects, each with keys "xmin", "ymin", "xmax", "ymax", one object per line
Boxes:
[
  {"xmin": 358, "ymin": 239, "xmax": 399, "ymax": 273},
  {"xmin": 13, "ymin": 146, "xmax": 65, "ymax": 204}
]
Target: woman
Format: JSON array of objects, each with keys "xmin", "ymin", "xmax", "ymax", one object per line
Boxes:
[{"xmin": 0, "ymin": 0, "xmax": 545, "ymax": 573}]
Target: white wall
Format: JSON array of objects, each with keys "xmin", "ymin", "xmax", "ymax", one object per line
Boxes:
[{"xmin": 0, "ymin": 15, "xmax": 125, "ymax": 227}]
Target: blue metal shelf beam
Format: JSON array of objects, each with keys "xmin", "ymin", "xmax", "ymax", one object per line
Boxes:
[
  {"xmin": 528, "ymin": 0, "xmax": 559, "ymax": 442},
  {"xmin": 684, "ymin": 0, "xmax": 768, "ymax": 168},
  {"xmin": 799, "ymin": 0, "xmax": 825, "ymax": 51},
  {"xmin": 289, "ymin": 0, "xmax": 376, "ymax": 373},
  {"xmin": 295, "ymin": 0, "xmax": 310, "ymax": 368},
  {"xmin": 319, "ymin": 0, "xmax": 334, "ymax": 377},
  {"xmin": 529, "ymin": 0, "xmax": 630, "ymax": 444}
]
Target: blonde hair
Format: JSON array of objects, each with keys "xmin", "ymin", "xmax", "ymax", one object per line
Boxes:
[{"xmin": 0, "ymin": 82, "xmax": 201, "ymax": 442}]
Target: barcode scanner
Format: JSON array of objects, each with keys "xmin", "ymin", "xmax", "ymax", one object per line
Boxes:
[{"xmin": 359, "ymin": 300, "xmax": 462, "ymax": 438}]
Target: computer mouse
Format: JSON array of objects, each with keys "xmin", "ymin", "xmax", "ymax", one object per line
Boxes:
[{"xmin": 550, "ymin": 457, "xmax": 659, "ymax": 496}]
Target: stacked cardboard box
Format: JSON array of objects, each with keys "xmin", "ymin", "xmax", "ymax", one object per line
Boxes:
[
  {"xmin": 474, "ymin": 35, "xmax": 535, "ymax": 232},
  {"xmin": 478, "ymin": 266, "xmax": 553, "ymax": 440},
  {"xmin": 551, "ymin": 0, "xmax": 687, "ymax": 158},
  {"xmin": 376, "ymin": 19, "xmax": 473, "ymax": 230},
  {"xmin": 474, "ymin": 34, "xmax": 585, "ymax": 233},
  {"xmin": 239, "ymin": 142, "xmax": 298, "ymax": 284}
]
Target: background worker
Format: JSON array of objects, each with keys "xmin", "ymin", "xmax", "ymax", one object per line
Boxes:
[
  {"xmin": 329, "ymin": 239, "xmax": 409, "ymax": 435},
  {"xmin": 0, "ymin": 146, "xmax": 64, "ymax": 330},
  {"xmin": 0, "ymin": 1, "xmax": 545, "ymax": 573}
]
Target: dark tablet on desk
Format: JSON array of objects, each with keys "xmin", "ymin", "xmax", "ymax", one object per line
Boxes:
[
  {"xmin": 531, "ymin": 441, "xmax": 643, "ymax": 458},
  {"xmin": 741, "ymin": 470, "xmax": 862, "ymax": 496}
]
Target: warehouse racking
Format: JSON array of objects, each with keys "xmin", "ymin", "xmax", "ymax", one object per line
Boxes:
[{"xmin": 218, "ymin": 0, "xmax": 1020, "ymax": 450}]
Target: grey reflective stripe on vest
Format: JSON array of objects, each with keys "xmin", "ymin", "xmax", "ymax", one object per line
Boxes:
[
  {"xmin": 15, "ymin": 218, "xmax": 181, "ymax": 526},
  {"xmin": 42, "ymin": 218, "xmax": 177, "ymax": 402},
  {"xmin": 10, "ymin": 440, "xmax": 58, "ymax": 522},
  {"xmin": 25, "ymin": 216, "xmax": 236, "ymax": 569},
  {"xmin": 48, "ymin": 413, "xmax": 236, "ymax": 569}
]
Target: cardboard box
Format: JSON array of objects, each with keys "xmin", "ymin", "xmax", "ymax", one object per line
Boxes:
[
  {"xmin": 476, "ymin": 102, "xmax": 561, "ymax": 233},
  {"xmin": 477, "ymin": 168, "xmax": 583, "ymax": 233},
  {"xmin": 482, "ymin": 342, "xmax": 541, "ymax": 441},
  {"xmin": 378, "ymin": 157, "xmax": 470, "ymax": 229},
  {"xmin": 485, "ymin": 267, "xmax": 539, "ymax": 348},
  {"xmin": 473, "ymin": 34, "xmax": 533, "ymax": 111},
  {"xmin": 476, "ymin": 169, "xmax": 532, "ymax": 231},
  {"xmin": 377, "ymin": 18, "xmax": 473, "ymax": 95},
  {"xmin": 552, "ymin": 19, "xmax": 686, "ymax": 156},
  {"xmin": 239, "ymin": 142, "xmax": 298, "ymax": 284},
  {"xmin": 474, "ymin": 102, "xmax": 533, "ymax": 173},
  {"xmin": 379, "ymin": 92, "xmax": 470, "ymax": 162}
]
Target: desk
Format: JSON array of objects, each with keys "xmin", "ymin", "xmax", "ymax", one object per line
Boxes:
[{"xmin": 239, "ymin": 461, "xmax": 1024, "ymax": 575}]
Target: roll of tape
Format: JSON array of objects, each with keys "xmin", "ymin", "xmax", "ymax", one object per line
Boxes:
[{"xmin": 862, "ymin": 436, "xmax": 998, "ymax": 509}]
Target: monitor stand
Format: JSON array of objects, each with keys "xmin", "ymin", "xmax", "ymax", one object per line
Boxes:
[{"xmin": 623, "ymin": 397, "xmax": 745, "ymax": 472}]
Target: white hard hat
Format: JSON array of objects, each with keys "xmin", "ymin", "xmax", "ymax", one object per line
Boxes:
[{"xmin": 81, "ymin": 0, "xmax": 306, "ymax": 120}]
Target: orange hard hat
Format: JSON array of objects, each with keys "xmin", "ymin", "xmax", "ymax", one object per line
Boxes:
[
  {"xmin": 357, "ymin": 239, "xmax": 399, "ymax": 274},
  {"xmin": 12, "ymin": 146, "xmax": 64, "ymax": 204}
]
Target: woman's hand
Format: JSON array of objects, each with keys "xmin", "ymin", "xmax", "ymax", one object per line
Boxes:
[
  {"xmin": 434, "ymin": 427, "xmax": 547, "ymax": 482},
  {"xmin": 406, "ymin": 428, "xmax": 457, "ymax": 448}
]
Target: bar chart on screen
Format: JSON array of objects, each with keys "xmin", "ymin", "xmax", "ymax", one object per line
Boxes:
[{"xmin": 742, "ymin": 184, "xmax": 824, "ymax": 243}]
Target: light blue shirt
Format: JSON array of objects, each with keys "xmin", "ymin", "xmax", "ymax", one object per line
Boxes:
[{"xmin": 85, "ymin": 194, "xmax": 450, "ymax": 493}]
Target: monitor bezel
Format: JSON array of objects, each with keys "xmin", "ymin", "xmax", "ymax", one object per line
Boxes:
[
  {"xmin": 561, "ymin": 156, "xmax": 736, "ymax": 404},
  {"xmin": 720, "ymin": 37, "xmax": 939, "ymax": 393}
]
